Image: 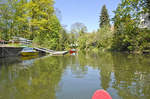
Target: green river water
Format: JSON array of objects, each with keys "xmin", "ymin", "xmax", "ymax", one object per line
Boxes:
[{"xmin": 0, "ymin": 52, "xmax": 150, "ymax": 99}]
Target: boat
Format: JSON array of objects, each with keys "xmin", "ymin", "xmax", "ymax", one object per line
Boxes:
[
  {"xmin": 92, "ymin": 90, "xmax": 112, "ymax": 99},
  {"xmin": 69, "ymin": 48, "xmax": 76, "ymax": 54},
  {"xmin": 20, "ymin": 47, "xmax": 39, "ymax": 56}
]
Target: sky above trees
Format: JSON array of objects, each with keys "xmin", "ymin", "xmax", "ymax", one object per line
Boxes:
[{"xmin": 54, "ymin": 0, "xmax": 120, "ymax": 32}]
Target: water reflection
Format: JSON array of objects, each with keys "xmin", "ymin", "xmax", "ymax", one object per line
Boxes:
[
  {"xmin": 70, "ymin": 55, "xmax": 88, "ymax": 78},
  {"xmin": 0, "ymin": 56, "xmax": 69, "ymax": 99},
  {"xmin": 112, "ymin": 53, "xmax": 150, "ymax": 99},
  {"xmin": 0, "ymin": 52, "xmax": 150, "ymax": 99}
]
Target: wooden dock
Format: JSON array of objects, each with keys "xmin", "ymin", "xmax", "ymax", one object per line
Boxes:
[
  {"xmin": 34, "ymin": 47, "xmax": 68, "ymax": 55},
  {"xmin": 34, "ymin": 47, "xmax": 54, "ymax": 54},
  {"xmin": 52, "ymin": 51, "xmax": 68, "ymax": 55}
]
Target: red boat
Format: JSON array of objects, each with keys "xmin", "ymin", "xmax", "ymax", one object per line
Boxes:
[
  {"xmin": 92, "ymin": 90, "xmax": 112, "ymax": 99},
  {"xmin": 69, "ymin": 49, "xmax": 76, "ymax": 54}
]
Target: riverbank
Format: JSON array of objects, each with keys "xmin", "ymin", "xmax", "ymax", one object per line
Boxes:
[
  {"xmin": 0, "ymin": 47, "xmax": 24, "ymax": 58},
  {"xmin": 0, "ymin": 46, "xmax": 69, "ymax": 58},
  {"xmin": 79, "ymin": 47, "xmax": 150, "ymax": 55}
]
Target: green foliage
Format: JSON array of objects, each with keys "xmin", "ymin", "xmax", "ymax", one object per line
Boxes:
[
  {"xmin": 143, "ymin": 0, "xmax": 150, "ymax": 13},
  {"xmin": 0, "ymin": 1, "xmax": 12, "ymax": 40},
  {"xmin": 15, "ymin": 0, "xmax": 29, "ymax": 38},
  {"xmin": 77, "ymin": 26, "xmax": 113, "ymax": 51},
  {"xmin": 76, "ymin": 0, "xmax": 150, "ymax": 53},
  {"xmin": 68, "ymin": 33, "xmax": 76, "ymax": 44},
  {"xmin": 58, "ymin": 28, "xmax": 70, "ymax": 50},
  {"xmin": 0, "ymin": 0, "xmax": 63, "ymax": 50},
  {"xmin": 99, "ymin": 5, "xmax": 110, "ymax": 28},
  {"xmin": 112, "ymin": 14, "xmax": 139, "ymax": 51},
  {"xmin": 32, "ymin": 15, "xmax": 61, "ymax": 50},
  {"xmin": 27, "ymin": 0, "xmax": 62, "ymax": 50},
  {"xmin": 76, "ymin": 7, "xmax": 112, "ymax": 51},
  {"xmin": 96, "ymin": 26, "xmax": 113, "ymax": 50},
  {"xmin": 147, "ymin": 0, "xmax": 150, "ymax": 13},
  {"xmin": 137, "ymin": 29, "xmax": 150, "ymax": 51},
  {"xmin": 112, "ymin": 0, "xmax": 150, "ymax": 53},
  {"xmin": 77, "ymin": 34, "xmax": 88, "ymax": 50}
]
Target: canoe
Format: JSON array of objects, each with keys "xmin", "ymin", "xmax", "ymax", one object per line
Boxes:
[
  {"xmin": 21, "ymin": 47, "xmax": 38, "ymax": 56},
  {"xmin": 92, "ymin": 90, "xmax": 112, "ymax": 99}
]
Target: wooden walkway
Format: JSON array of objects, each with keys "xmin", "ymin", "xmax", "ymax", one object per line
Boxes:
[
  {"xmin": 52, "ymin": 51, "xmax": 68, "ymax": 55},
  {"xmin": 34, "ymin": 47, "xmax": 68, "ymax": 55},
  {"xmin": 34, "ymin": 47, "xmax": 53, "ymax": 54}
]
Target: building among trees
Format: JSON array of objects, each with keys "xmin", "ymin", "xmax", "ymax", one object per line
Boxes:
[{"xmin": 139, "ymin": 13, "xmax": 150, "ymax": 29}]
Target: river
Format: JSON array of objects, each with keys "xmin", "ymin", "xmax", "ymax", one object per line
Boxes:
[{"xmin": 0, "ymin": 52, "xmax": 150, "ymax": 99}]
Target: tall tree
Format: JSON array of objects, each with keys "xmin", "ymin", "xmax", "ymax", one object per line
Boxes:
[
  {"xmin": 99, "ymin": 5, "xmax": 110, "ymax": 28},
  {"xmin": 0, "ymin": 0, "xmax": 12, "ymax": 40},
  {"xmin": 59, "ymin": 28, "xmax": 69, "ymax": 50},
  {"xmin": 25, "ymin": 0, "xmax": 61, "ymax": 49},
  {"xmin": 14, "ymin": 0, "xmax": 29, "ymax": 38},
  {"xmin": 0, "ymin": 0, "xmax": 29, "ymax": 40},
  {"xmin": 71, "ymin": 22, "xmax": 87, "ymax": 37}
]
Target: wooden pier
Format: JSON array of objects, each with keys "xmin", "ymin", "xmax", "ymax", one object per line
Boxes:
[
  {"xmin": 34, "ymin": 47, "xmax": 54, "ymax": 54},
  {"xmin": 34, "ymin": 47, "xmax": 68, "ymax": 55},
  {"xmin": 52, "ymin": 51, "xmax": 68, "ymax": 55}
]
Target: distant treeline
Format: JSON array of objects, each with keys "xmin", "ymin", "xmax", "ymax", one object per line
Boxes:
[{"xmin": 67, "ymin": 0, "xmax": 150, "ymax": 53}]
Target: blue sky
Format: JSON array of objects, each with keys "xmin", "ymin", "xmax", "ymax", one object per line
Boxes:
[{"xmin": 54, "ymin": 0, "xmax": 121, "ymax": 32}]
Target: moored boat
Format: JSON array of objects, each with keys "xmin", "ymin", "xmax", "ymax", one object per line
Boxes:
[
  {"xmin": 69, "ymin": 48, "xmax": 76, "ymax": 54},
  {"xmin": 21, "ymin": 47, "xmax": 38, "ymax": 56}
]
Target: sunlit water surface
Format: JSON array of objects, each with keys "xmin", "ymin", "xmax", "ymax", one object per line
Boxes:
[{"xmin": 0, "ymin": 52, "xmax": 150, "ymax": 99}]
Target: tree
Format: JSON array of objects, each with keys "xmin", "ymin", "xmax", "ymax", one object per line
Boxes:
[
  {"xmin": 58, "ymin": 28, "xmax": 69, "ymax": 50},
  {"xmin": 112, "ymin": 1, "xmax": 140, "ymax": 51},
  {"xmin": 99, "ymin": 5, "xmax": 110, "ymax": 28},
  {"xmin": 71, "ymin": 22, "xmax": 87, "ymax": 37},
  {"xmin": 145, "ymin": 0, "xmax": 150, "ymax": 14},
  {"xmin": 0, "ymin": 0, "xmax": 62, "ymax": 50},
  {"xmin": 147, "ymin": 0, "xmax": 150, "ymax": 13},
  {"xmin": 142, "ymin": 0, "xmax": 150, "ymax": 14},
  {"xmin": 0, "ymin": 0, "xmax": 13, "ymax": 40},
  {"xmin": 112, "ymin": 0, "xmax": 150, "ymax": 52},
  {"xmin": 24, "ymin": 0, "xmax": 62, "ymax": 49},
  {"xmin": 14, "ymin": 0, "xmax": 29, "ymax": 38},
  {"xmin": 96, "ymin": 26, "xmax": 113, "ymax": 50}
]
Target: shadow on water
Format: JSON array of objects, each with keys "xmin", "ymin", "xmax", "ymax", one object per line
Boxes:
[
  {"xmin": 0, "ymin": 57, "xmax": 22, "ymax": 67},
  {"xmin": 0, "ymin": 52, "xmax": 150, "ymax": 99}
]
